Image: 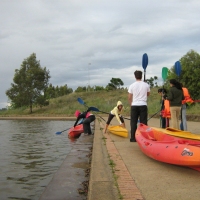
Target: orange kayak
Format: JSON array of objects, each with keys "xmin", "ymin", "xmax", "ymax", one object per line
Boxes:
[
  {"xmin": 68, "ymin": 124, "xmax": 83, "ymax": 138},
  {"xmin": 136, "ymin": 123, "xmax": 200, "ymax": 167}
]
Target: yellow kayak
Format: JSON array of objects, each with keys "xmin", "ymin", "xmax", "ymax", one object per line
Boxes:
[
  {"xmin": 108, "ymin": 125, "xmax": 128, "ymax": 138},
  {"xmin": 153, "ymin": 127, "xmax": 200, "ymax": 140}
]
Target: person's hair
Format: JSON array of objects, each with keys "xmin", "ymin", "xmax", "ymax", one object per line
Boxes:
[
  {"xmin": 158, "ymin": 88, "xmax": 167, "ymax": 94},
  {"xmin": 169, "ymin": 79, "xmax": 182, "ymax": 90},
  {"xmin": 134, "ymin": 70, "xmax": 142, "ymax": 79}
]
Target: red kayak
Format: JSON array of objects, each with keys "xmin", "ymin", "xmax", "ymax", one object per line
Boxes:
[
  {"xmin": 68, "ymin": 124, "xmax": 84, "ymax": 138},
  {"xmin": 136, "ymin": 123, "xmax": 200, "ymax": 168}
]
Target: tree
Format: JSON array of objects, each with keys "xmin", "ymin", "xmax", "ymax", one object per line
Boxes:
[
  {"xmin": 167, "ymin": 50, "xmax": 200, "ymax": 99},
  {"xmin": 75, "ymin": 86, "xmax": 87, "ymax": 92},
  {"xmin": 6, "ymin": 53, "xmax": 51, "ymax": 113},
  {"xmin": 146, "ymin": 76, "xmax": 158, "ymax": 88},
  {"xmin": 106, "ymin": 78, "xmax": 124, "ymax": 90}
]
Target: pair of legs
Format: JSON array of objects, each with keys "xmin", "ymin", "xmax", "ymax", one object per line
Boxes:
[
  {"xmin": 170, "ymin": 106, "xmax": 181, "ymax": 129},
  {"xmin": 181, "ymin": 104, "xmax": 187, "ymax": 130},
  {"xmin": 130, "ymin": 105, "xmax": 147, "ymax": 142},
  {"xmin": 104, "ymin": 113, "xmax": 125, "ymax": 133},
  {"xmin": 160, "ymin": 116, "xmax": 169, "ymax": 128},
  {"xmin": 83, "ymin": 115, "xmax": 96, "ymax": 135}
]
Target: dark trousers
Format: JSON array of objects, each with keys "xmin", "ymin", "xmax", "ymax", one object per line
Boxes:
[
  {"xmin": 131, "ymin": 105, "xmax": 147, "ymax": 140},
  {"xmin": 160, "ymin": 117, "xmax": 169, "ymax": 128},
  {"xmin": 83, "ymin": 115, "xmax": 96, "ymax": 134},
  {"xmin": 160, "ymin": 117, "xmax": 166, "ymax": 128},
  {"xmin": 106, "ymin": 113, "xmax": 124, "ymax": 125}
]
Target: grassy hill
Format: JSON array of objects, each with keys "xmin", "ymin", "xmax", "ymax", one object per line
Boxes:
[{"xmin": 1, "ymin": 88, "xmax": 200, "ymax": 119}]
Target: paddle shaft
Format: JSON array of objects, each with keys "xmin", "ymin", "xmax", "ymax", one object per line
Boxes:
[
  {"xmin": 56, "ymin": 127, "xmax": 70, "ymax": 134},
  {"xmin": 147, "ymin": 109, "xmax": 160, "ymax": 121}
]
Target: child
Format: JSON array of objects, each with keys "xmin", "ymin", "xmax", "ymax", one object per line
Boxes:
[
  {"xmin": 104, "ymin": 101, "xmax": 125, "ymax": 133},
  {"xmin": 158, "ymin": 88, "xmax": 170, "ymax": 128}
]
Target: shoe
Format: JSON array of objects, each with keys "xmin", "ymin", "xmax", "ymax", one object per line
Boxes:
[
  {"xmin": 84, "ymin": 133, "xmax": 89, "ymax": 136},
  {"xmin": 130, "ymin": 138, "xmax": 136, "ymax": 142}
]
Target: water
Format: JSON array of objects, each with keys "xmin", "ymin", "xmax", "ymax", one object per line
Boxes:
[{"xmin": 0, "ymin": 120, "xmax": 76, "ymax": 200}]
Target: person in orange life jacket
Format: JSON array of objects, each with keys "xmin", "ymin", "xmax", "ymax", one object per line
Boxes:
[
  {"xmin": 166, "ymin": 79, "xmax": 184, "ymax": 129},
  {"xmin": 104, "ymin": 101, "xmax": 125, "ymax": 134},
  {"xmin": 74, "ymin": 109, "xmax": 96, "ymax": 135},
  {"xmin": 158, "ymin": 88, "xmax": 170, "ymax": 128},
  {"xmin": 180, "ymin": 83, "xmax": 194, "ymax": 131}
]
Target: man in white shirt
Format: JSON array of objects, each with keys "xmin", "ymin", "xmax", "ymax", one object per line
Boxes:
[{"xmin": 128, "ymin": 70, "xmax": 150, "ymax": 142}]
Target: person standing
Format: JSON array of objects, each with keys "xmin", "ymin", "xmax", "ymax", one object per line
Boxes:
[
  {"xmin": 180, "ymin": 83, "xmax": 194, "ymax": 131},
  {"xmin": 128, "ymin": 70, "xmax": 150, "ymax": 142},
  {"xmin": 166, "ymin": 79, "xmax": 184, "ymax": 129},
  {"xmin": 104, "ymin": 101, "xmax": 125, "ymax": 133},
  {"xmin": 158, "ymin": 88, "xmax": 170, "ymax": 128}
]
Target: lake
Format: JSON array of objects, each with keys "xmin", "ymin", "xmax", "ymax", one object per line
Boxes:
[{"xmin": 0, "ymin": 119, "xmax": 76, "ymax": 200}]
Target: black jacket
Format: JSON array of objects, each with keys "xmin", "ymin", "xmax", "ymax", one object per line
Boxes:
[{"xmin": 167, "ymin": 86, "xmax": 184, "ymax": 107}]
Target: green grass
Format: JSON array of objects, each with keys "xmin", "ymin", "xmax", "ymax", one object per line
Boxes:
[{"xmin": 1, "ymin": 88, "xmax": 200, "ymax": 116}]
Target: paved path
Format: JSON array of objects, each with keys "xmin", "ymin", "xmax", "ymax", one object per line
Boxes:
[
  {"xmin": 89, "ymin": 118, "xmax": 200, "ymax": 200},
  {"xmin": 39, "ymin": 134, "xmax": 93, "ymax": 200}
]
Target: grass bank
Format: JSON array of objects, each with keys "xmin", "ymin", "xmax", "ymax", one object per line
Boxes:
[{"xmin": 1, "ymin": 88, "xmax": 200, "ymax": 119}]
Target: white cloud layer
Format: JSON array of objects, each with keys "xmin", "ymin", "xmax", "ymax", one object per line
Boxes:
[{"xmin": 0, "ymin": 0, "xmax": 200, "ymax": 108}]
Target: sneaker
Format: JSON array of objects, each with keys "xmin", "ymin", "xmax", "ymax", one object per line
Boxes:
[{"xmin": 84, "ymin": 133, "xmax": 89, "ymax": 136}]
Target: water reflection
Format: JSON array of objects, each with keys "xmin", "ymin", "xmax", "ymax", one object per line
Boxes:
[{"xmin": 0, "ymin": 120, "xmax": 77, "ymax": 200}]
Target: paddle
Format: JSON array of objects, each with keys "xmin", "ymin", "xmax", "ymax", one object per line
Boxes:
[
  {"xmin": 174, "ymin": 61, "xmax": 181, "ymax": 78},
  {"xmin": 162, "ymin": 67, "xmax": 168, "ymax": 82},
  {"xmin": 77, "ymin": 97, "xmax": 87, "ymax": 106},
  {"xmin": 89, "ymin": 106, "xmax": 131, "ymax": 120},
  {"xmin": 161, "ymin": 67, "xmax": 169, "ymax": 128},
  {"xmin": 77, "ymin": 97, "xmax": 106, "ymax": 122},
  {"xmin": 147, "ymin": 109, "xmax": 161, "ymax": 121},
  {"xmin": 55, "ymin": 128, "xmax": 70, "ymax": 135},
  {"xmin": 174, "ymin": 61, "xmax": 183, "ymax": 130},
  {"xmin": 77, "ymin": 98, "xmax": 131, "ymax": 120},
  {"xmin": 142, "ymin": 53, "xmax": 148, "ymax": 81}
]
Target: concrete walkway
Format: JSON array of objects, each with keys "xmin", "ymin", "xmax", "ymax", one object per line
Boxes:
[
  {"xmin": 39, "ymin": 134, "xmax": 93, "ymax": 200},
  {"xmin": 89, "ymin": 118, "xmax": 200, "ymax": 200}
]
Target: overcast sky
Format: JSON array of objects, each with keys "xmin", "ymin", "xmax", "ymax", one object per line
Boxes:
[{"xmin": 1, "ymin": 0, "xmax": 200, "ymax": 108}]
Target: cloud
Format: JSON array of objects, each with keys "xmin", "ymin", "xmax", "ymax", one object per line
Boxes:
[{"xmin": 0, "ymin": 0, "xmax": 200, "ymax": 108}]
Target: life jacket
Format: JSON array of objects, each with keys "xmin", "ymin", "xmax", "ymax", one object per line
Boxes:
[
  {"xmin": 182, "ymin": 87, "xmax": 194, "ymax": 105},
  {"xmin": 86, "ymin": 112, "xmax": 92, "ymax": 118},
  {"xmin": 161, "ymin": 100, "xmax": 171, "ymax": 118}
]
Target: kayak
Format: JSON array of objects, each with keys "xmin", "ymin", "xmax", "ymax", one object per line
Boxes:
[
  {"xmin": 153, "ymin": 127, "xmax": 200, "ymax": 140},
  {"xmin": 108, "ymin": 125, "xmax": 128, "ymax": 138},
  {"xmin": 68, "ymin": 124, "xmax": 84, "ymax": 138},
  {"xmin": 136, "ymin": 123, "xmax": 200, "ymax": 167}
]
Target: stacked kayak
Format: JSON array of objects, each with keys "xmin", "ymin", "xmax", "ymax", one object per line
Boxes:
[
  {"xmin": 153, "ymin": 127, "xmax": 200, "ymax": 140},
  {"xmin": 108, "ymin": 125, "xmax": 128, "ymax": 138},
  {"xmin": 136, "ymin": 123, "xmax": 200, "ymax": 168}
]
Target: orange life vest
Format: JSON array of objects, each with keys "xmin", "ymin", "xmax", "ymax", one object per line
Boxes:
[
  {"xmin": 182, "ymin": 87, "xmax": 194, "ymax": 105},
  {"xmin": 161, "ymin": 100, "xmax": 171, "ymax": 118}
]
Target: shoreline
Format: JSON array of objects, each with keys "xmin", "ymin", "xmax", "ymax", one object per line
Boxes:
[
  {"xmin": 0, "ymin": 114, "xmax": 200, "ymax": 121},
  {"xmin": 0, "ymin": 116, "xmax": 76, "ymax": 120}
]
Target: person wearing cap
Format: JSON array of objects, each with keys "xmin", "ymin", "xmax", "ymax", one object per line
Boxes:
[
  {"xmin": 74, "ymin": 109, "xmax": 95, "ymax": 135},
  {"xmin": 166, "ymin": 79, "xmax": 184, "ymax": 129},
  {"xmin": 104, "ymin": 101, "xmax": 125, "ymax": 134},
  {"xmin": 128, "ymin": 70, "xmax": 150, "ymax": 142}
]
